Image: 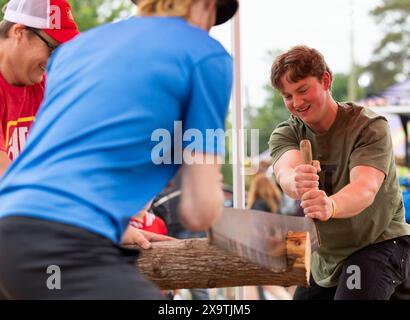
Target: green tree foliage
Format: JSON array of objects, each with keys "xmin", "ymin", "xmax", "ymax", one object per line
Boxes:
[
  {"xmin": 0, "ymin": 1, "xmax": 8, "ymax": 15},
  {"xmin": 67, "ymin": 0, "xmax": 133, "ymax": 31},
  {"xmin": 248, "ymin": 85, "xmax": 289, "ymax": 153},
  {"xmin": 332, "ymin": 73, "xmax": 364, "ymax": 102},
  {"xmin": 332, "ymin": 73, "xmax": 349, "ymax": 102},
  {"xmin": 364, "ymin": 0, "xmax": 410, "ymax": 95}
]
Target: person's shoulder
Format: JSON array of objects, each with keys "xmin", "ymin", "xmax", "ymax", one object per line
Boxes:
[
  {"xmin": 338, "ymin": 102, "xmax": 387, "ymax": 126},
  {"xmin": 59, "ymin": 18, "xmax": 128, "ymax": 50},
  {"xmin": 163, "ymin": 18, "xmax": 230, "ymax": 62},
  {"xmin": 272, "ymin": 115, "xmax": 303, "ymax": 134},
  {"xmin": 111, "ymin": 17, "xmax": 229, "ymax": 63}
]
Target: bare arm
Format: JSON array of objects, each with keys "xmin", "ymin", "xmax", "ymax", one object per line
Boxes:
[
  {"xmin": 0, "ymin": 150, "xmax": 10, "ymax": 176},
  {"xmin": 301, "ymin": 165, "xmax": 385, "ymax": 221},
  {"xmin": 273, "ymin": 149, "xmax": 320, "ymax": 200},
  {"xmin": 179, "ymin": 151, "xmax": 224, "ymax": 231},
  {"xmin": 328, "ymin": 165, "xmax": 384, "ymax": 218}
]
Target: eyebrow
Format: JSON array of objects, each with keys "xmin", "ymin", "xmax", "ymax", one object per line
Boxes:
[{"xmin": 282, "ymin": 84, "xmax": 309, "ymax": 96}]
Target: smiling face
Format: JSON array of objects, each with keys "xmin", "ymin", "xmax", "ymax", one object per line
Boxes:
[
  {"xmin": 7, "ymin": 24, "xmax": 60, "ymax": 86},
  {"xmin": 270, "ymin": 45, "xmax": 339, "ymax": 133},
  {"xmin": 280, "ymin": 72, "xmax": 332, "ymax": 128}
]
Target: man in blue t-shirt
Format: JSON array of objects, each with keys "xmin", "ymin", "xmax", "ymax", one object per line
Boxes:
[{"xmin": 0, "ymin": 0, "xmax": 238, "ymax": 299}]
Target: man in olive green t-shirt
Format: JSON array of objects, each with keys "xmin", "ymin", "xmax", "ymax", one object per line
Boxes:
[{"xmin": 269, "ymin": 45, "xmax": 410, "ymax": 300}]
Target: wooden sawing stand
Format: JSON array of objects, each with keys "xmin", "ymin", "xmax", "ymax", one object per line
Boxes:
[{"xmin": 135, "ymin": 231, "xmax": 311, "ymax": 290}]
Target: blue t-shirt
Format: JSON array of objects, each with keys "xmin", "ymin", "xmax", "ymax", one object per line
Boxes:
[{"xmin": 0, "ymin": 17, "xmax": 233, "ymax": 244}]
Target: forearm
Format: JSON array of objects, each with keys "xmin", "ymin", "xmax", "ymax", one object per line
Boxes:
[
  {"xmin": 276, "ymin": 168, "xmax": 299, "ymax": 200},
  {"xmin": 330, "ymin": 181, "xmax": 377, "ymax": 219},
  {"xmin": 180, "ymin": 152, "xmax": 224, "ymax": 231},
  {"xmin": 273, "ymin": 150, "xmax": 320, "ymax": 200}
]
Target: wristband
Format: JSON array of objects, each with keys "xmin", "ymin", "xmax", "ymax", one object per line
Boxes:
[{"xmin": 330, "ymin": 198, "xmax": 337, "ymax": 218}]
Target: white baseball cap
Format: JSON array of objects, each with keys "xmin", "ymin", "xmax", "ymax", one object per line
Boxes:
[{"xmin": 4, "ymin": 0, "xmax": 79, "ymax": 43}]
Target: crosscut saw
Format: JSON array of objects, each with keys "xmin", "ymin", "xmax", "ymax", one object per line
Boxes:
[{"xmin": 209, "ymin": 140, "xmax": 320, "ymax": 272}]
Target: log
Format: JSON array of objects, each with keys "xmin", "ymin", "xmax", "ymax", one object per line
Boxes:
[{"xmin": 134, "ymin": 231, "xmax": 311, "ymax": 290}]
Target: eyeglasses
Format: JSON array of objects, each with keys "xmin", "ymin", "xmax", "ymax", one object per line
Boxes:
[{"xmin": 27, "ymin": 28, "xmax": 58, "ymax": 53}]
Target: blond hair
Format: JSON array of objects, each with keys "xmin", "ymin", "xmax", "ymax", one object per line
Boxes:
[
  {"xmin": 247, "ymin": 174, "xmax": 282, "ymax": 213},
  {"xmin": 137, "ymin": 0, "xmax": 194, "ymax": 19}
]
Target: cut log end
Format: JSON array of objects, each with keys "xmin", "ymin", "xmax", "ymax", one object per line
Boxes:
[{"xmin": 286, "ymin": 231, "xmax": 311, "ymax": 287}]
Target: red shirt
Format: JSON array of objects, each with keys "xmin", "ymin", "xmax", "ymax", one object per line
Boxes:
[
  {"xmin": 130, "ymin": 212, "xmax": 168, "ymax": 236},
  {"xmin": 0, "ymin": 73, "xmax": 45, "ymax": 160}
]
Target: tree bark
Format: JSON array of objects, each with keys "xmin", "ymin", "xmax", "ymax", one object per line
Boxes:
[{"xmin": 134, "ymin": 231, "xmax": 311, "ymax": 290}]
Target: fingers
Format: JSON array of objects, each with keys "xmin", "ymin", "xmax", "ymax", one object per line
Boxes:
[
  {"xmin": 300, "ymin": 190, "xmax": 332, "ymax": 221},
  {"xmin": 302, "ymin": 205, "xmax": 325, "ymax": 214},
  {"xmin": 133, "ymin": 230, "xmax": 152, "ymax": 249},
  {"xmin": 301, "ymin": 189, "xmax": 325, "ymax": 201},
  {"xmin": 140, "ymin": 230, "xmax": 175, "ymax": 242},
  {"xmin": 295, "ymin": 164, "xmax": 318, "ymax": 174},
  {"xmin": 294, "ymin": 173, "xmax": 319, "ymax": 182},
  {"xmin": 294, "ymin": 165, "xmax": 320, "ymax": 197},
  {"xmin": 295, "ymin": 179, "xmax": 319, "ymax": 190},
  {"xmin": 294, "ymin": 166, "xmax": 319, "ymax": 185},
  {"xmin": 304, "ymin": 211, "xmax": 324, "ymax": 220},
  {"xmin": 295, "ymin": 181, "xmax": 319, "ymax": 190},
  {"xmin": 312, "ymin": 160, "xmax": 321, "ymax": 173}
]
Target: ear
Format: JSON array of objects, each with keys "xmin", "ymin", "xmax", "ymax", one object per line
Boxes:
[
  {"xmin": 8, "ymin": 24, "xmax": 26, "ymax": 41},
  {"xmin": 322, "ymin": 71, "xmax": 332, "ymax": 91}
]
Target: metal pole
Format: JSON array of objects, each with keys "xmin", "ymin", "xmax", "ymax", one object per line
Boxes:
[
  {"xmin": 230, "ymin": 0, "xmax": 246, "ymax": 301},
  {"xmin": 348, "ymin": 0, "xmax": 357, "ymax": 101},
  {"xmin": 231, "ymin": 0, "xmax": 245, "ymax": 211}
]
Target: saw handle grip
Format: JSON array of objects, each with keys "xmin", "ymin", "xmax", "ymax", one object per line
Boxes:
[{"xmin": 300, "ymin": 140, "xmax": 312, "ymax": 165}]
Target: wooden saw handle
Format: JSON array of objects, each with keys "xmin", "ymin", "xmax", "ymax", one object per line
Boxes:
[{"xmin": 300, "ymin": 140, "xmax": 312, "ymax": 165}]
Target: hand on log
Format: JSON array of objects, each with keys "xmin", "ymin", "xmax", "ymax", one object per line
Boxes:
[{"xmin": 121, "ymin": 225, "xmax": 174, "ymax": 249}]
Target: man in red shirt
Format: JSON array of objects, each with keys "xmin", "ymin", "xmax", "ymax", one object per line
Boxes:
[{"xmin": 0, "ymin": 0, "xmax": 79, "ymax": 174}]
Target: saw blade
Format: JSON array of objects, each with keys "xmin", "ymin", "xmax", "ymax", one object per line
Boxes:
[{"xmin": 209, "ymin": 208, "xmax": 319, "ymax": 272}]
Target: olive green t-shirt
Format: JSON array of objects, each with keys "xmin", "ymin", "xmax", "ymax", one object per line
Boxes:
[{"xmin": 269, "ymin": 102, "xmax": 410, "ymax": 287}]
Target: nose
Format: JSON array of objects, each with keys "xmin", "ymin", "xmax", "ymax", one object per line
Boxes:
[{"xmin": 293, "ymin": 95, "xmax": 304, "ymax": 109}]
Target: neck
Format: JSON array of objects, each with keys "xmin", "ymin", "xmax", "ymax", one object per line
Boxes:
[
  {"xmin": 310, "ymin": 95, "xmax": 339, "ymax": 134},
  {"xmin": 187, "ymin": 0, "xmax": 215, "ymax": 31}
]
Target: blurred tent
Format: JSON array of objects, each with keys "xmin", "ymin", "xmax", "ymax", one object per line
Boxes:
[
  {"xmin": 359, "ymin": 79, "xmax": 410, "ymax": 166},
  {"xmin": 362, "ymin": 79, "xmax": 410, "ymax": 107},
  {"xmin": 381, "ymin": 79, "xmax": 410, "ymax": 106}
]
